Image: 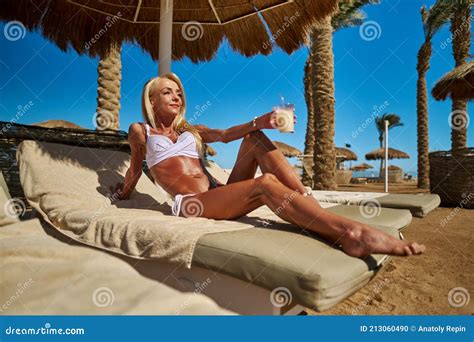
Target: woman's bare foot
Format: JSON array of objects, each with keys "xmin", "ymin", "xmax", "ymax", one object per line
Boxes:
[{"xmin": 340, "ymin": 223, "xmax": 426, "ymax": 258}]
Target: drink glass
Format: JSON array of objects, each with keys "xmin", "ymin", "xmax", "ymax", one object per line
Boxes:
[{"xmin": 272, "ymin": 103, "xmax": 295, "ymax": 133}]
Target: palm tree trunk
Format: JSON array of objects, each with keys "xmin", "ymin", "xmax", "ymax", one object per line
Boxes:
[
  {"xmin": 450, "ymin": 3, "xmax": 471, "ymax": 152},
  {"xmin": 302, "ymin": 53, "xmax": 315, "ymax": 187},
  {"xmin": 96, "ymin": 43, "xmax": 122, "ymax": 131},
  {"xmin": 310, "ymin": 16, "xmax": 337, "ymax": 190},
  {"xmin": 416, "ymin": 41, "xmax": 432, "ymax": 188}
]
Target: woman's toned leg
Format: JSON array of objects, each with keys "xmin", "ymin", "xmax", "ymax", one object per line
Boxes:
[
  {"xmin": 183, "ymin": 174, "xmax": 425, "ymax": 258},
  {"xmin": 227, "ymin": 131, "xmax": 307, "ymax": 195}
]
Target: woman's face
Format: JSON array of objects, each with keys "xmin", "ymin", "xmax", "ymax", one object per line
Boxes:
[{"xmin": 150, "ymin": 78, "xmax": 183, "ymax": 119}]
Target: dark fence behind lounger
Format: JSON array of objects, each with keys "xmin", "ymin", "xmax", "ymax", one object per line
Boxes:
[{"xmin": 0, "ymin": 121, "xmax": 130, "ymax": 211}]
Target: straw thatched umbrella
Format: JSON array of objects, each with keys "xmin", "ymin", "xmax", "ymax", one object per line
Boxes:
[
  {"xmin": 432, "ymin": 61, "xmax": 474, "ymax": 101},
  {"xmin": 0, "ymin": 1, "xmax": 337, "ymax": 65},
  {"xmin": 365, "ymin": 147, "xmax": 410, "ymax": 160},
  {"xmin": 33, "ymin": 120, "xmax": 85, "ymax": 130},
  {"xmin": 387, "ymin": 165, "xmax": 402, "ymax": 171},
  {"xmin": 1, "ymin": 1, "xmax": 337, "ymax": 131},
  {"xmin": 350, "ymin": 163, "xmax": 373, "ymax": 171},
  {"xmin": 335, "ymin": 147, "xmax": 357, "ymax": 161},
  {"xmin": 273, "ymin": 141, "xmax": 302, "ymax": 158}
]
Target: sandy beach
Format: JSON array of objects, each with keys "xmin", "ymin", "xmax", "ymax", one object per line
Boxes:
[{"xmin": 307, "ymin": 183, "xmax": 473, "ymax": 315}]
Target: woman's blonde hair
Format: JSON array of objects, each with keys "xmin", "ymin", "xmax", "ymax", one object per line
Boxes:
[{"xmin": 141, "ymin": 73, "xmax": 203, "ymax": 155}]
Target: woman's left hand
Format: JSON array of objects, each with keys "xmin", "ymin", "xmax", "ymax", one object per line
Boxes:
[{"xmin": 256, "ymin": 111, "xmax": 297, "ymax": 130}]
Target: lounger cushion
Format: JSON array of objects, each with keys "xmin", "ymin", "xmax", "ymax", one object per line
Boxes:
[
  {"xmin": 17, "ymin": 141, "xmax": 403, "ymax": 311},
  {"xmin": 194, "ymin": 221, "xmax": 394, "ymax": 311},
  {"xmin": 312, "ymin": 191, "xmax": 440, "ymax": 218},
  {"xmin": 0, "ymin": 219, "xmax": 232, "ymax": 315},
  {"xmin": 374, "ymin": 193, "xmax": 440, "ymax": 218},
  {"xmin": 325, "ymin": 204, "xmax": 412, "ymax": 230}
]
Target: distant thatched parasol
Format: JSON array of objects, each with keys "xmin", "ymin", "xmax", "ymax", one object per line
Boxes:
[
  {"xmin": 273, "ymin": 141, "xmax": 302, "ymax": 158},
  {"xmin": 0, "ymin": 1, "xmax": 338, "ymax": 63},
  {"xmin": 386, "ymin": 165, "xmax": 402, "ymax": 171},
  {"xmin": 350, "ymin": 163, "xmax": 373, "ymax": 171},
  {"xmin": 432, "ymin": 61, "xmax": 474, "ymax": 101},
  {"xmin": 33, "ymin": 120, "xmax": 85, "ymax": 130},
  {"xmin": 365, "ymin": 147, "xmax": 410, "ymax": 160},
  {"xmin": 335, "ymin": 147, "xmax": 357, "ymax": 161}
]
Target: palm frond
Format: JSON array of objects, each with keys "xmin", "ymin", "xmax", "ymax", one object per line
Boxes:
[
  {"xmin": 332, "ymin": 0, "xmax": 380, "ymax": 31},
  {"xmin": 375, "ymin": 113, "xmax": 404, "ymax": 133},
  {"xmin": 425, "ymin": 0, "xmax": 459, "ymax": 38}
]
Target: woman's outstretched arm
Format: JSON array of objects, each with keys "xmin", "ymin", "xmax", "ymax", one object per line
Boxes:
[{"xmin": 195, "ymin": 111, "xmax": 276, "ymax": 143}]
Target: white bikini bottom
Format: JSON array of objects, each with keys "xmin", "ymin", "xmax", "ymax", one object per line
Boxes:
[{"xmin": 172, "ymin": 193, "xmax": 196, "ymax": 216}]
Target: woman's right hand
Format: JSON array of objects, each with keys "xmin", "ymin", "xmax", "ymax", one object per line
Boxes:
[{"xmin": 109, "ymin": 183, "xmax": 128, "ymax": 200}]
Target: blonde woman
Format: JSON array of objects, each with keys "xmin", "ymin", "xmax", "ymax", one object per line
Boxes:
[{"xmin": 112, "ymin": 73, "xmax": 425, "ymax": 259}]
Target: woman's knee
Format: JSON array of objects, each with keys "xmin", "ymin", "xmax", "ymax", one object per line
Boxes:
[
  {"xmin": 243, "ymin": 130, "xmax": 267, "ymax": 143},
  {"xmin": 243, "ymin": 130, "xmax": 275, "ymax": 150},
  {"xmin": 254, "ymin": 173, "xmax": 279, "ymax": 194}
]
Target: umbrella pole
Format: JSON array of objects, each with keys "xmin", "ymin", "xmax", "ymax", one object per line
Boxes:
[
  {"xmin": 158, "ymin": 0, "xmax": 173, "ymax": 75},
  {"xmin": 384, "ymin": 120, "xmax": 389, "ymax": 193}
]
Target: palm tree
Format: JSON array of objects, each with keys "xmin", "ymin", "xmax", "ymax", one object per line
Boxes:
[
  {"xmin": 450, "ymin": 0, "xmax": 472, "ymax": 152},
  {"xmin": 306, "ymin": 0, "xmax": 378, "ymax": 190},
  {"xmin": 310, "ymin": 15, "xmax": 337, "ymax": 190},
  {"xmin": 416, "ymin": 1, "xmax": 458, "ymax": 188},
  {"xmin": 96, "ymin": 43, "xmax": 122, "ymax": 131},
  {"xmin": 375, "ymin": 113, "xmax": 404, "ymax": 177}
]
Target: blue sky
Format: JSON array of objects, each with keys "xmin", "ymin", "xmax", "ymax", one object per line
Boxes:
[{"xmin": 0, "ymin": 0, "xmax": 472, "ymax": 172}]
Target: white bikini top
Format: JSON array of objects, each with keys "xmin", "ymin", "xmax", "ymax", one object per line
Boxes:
[{"xmin": 143, "ymin": 123, "xmax": 199, "ymax": 168}]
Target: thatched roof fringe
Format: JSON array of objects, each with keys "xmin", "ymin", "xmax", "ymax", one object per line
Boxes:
[{"xmin": 0, "ymin": 0, "xmax": 338, "ymax": 62}]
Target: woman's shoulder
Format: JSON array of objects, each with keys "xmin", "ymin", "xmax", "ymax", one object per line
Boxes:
[{"xmin": 128, "ymin": 122, "xmax": 146, "ymax": 145}]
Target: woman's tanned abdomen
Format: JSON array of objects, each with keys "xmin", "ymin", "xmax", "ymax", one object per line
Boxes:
[{"xmin": 150, "ymin": 156, "xmax": 210, "ymax": 196}]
